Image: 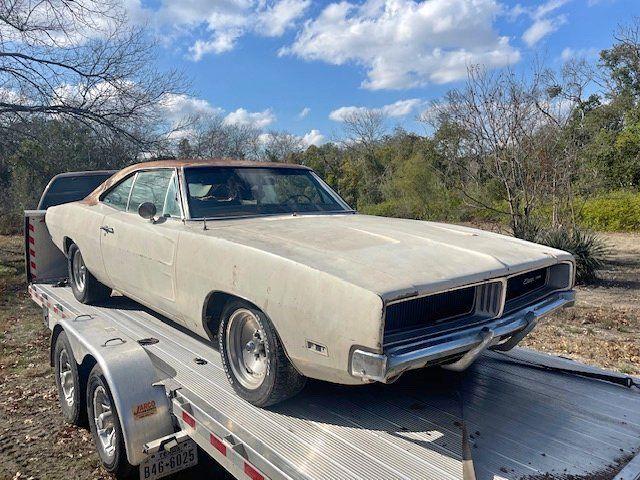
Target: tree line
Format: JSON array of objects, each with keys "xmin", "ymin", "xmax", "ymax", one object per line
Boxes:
[{"xmin": 1, "ymin": 1, "xmax": 639, "ymax": 279}]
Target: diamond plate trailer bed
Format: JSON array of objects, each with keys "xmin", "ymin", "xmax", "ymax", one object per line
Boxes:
[{"xmin": 25, "ymin": 210, "xmax": 640, "ymax": 480}]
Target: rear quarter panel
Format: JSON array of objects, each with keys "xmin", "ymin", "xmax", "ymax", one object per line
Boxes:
[
  {"xmin": 45, "ymin": 202, "xmax": 111, "ymax": 286},
  {"xmin": 175, "ymin": 229, "xmax": 384, "ymax": 384}
]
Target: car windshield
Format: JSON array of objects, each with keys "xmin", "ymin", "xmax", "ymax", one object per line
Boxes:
[{"xmin": 184, "ymin": 167, "xmax": 352, "ymax": 219}]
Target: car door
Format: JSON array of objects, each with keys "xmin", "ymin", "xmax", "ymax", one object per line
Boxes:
[{"xmin": 100, "ymin": 169, "xmax": 183, "ymax": 318}]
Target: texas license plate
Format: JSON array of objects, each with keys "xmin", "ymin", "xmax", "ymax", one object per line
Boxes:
[{"xmin": 139, "ymin": 439, "xmax": 198, "ymax": 480}]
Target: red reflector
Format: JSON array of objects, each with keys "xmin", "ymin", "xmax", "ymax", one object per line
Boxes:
[
  {"xmin": 30, "ymin": 261, "xmax": 36, "ymax": 269},
  {"xmin": 244, "ymin": 463, "xmax": 264, "ymax": 480},
  {"xmin": 29, "ymin": 236, "xmax": 35, "ymax": 245},
  {"xmin": 182, "ymin": 411, "xmax": 195, "ymax": 428},
  {"xmin": 29, "ymin": 249, "xmax": 36, "ymax": 257},
  {"xmin": 210, "ymin": 434, "xmax": 226, "ymax": 455},
  {"xmin": 28, "ymin": 223, "xmax": 35, "ymax": 232}
]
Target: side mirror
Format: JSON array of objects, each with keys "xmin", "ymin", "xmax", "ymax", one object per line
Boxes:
[{"xmin": 138, "ymin": 202, "xmax": 157, "ymax": 220}]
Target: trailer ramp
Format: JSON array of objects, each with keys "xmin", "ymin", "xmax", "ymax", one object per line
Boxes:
[{"xmin": 33, "ymin": 283, "xmax": 640, "ymax": 480}]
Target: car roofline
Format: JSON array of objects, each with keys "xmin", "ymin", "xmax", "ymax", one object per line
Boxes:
[{"xmin": 81, "ymin": 158, "xmax": 311, "ymax": 206}]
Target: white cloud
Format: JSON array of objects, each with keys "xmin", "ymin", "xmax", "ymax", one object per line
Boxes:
[
  {"xmin": 518, "ymin": 0, "xmax": 569, "ymax": 47},
  {"xmin": 280, "ymin": 0, "xmax": 520, "ymax": 90},
  {"xmin": 560, "ymin": 46, "xmax": 598, "ymax": 61},
  {"xmin": 381, "ymin": 99, "xmax": 422, "ymax": 117},
  {"xmin": 256, "ymin": 0, "xmax": 311, "ymax": 37},
  {"xmin": 159, "ymin": 93, "xmax": 222, "ymax": 123},
  {"xmin": 329, "ymin": 106, "xmax": 367, "ymax": 122},
  {"xmin": 298, "ymin": 107, "xmax": 311, "ymax": 119},
  {"xmin": 127, "ymin": 0, "xmax": 310, "ymax": 60},
  {"xmin": 523, "ymin": 16, "xmax": 566, "ymax": 46},
  {"xmin": 224, "ymin": 108, "xmax": 276, "ymax": 128},
  {"xmin": 301, "ymin": 129, "xmax": 325, "ymax": 146},
  {"xmin": 189, "ymin": 32, "xmax": 241, "ymax": 59},
  {"xmin": 329, "ymin": 99, "xmax": 423, "ymax": 122}
]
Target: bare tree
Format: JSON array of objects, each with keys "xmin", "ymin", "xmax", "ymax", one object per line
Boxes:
[
  {"xmin": 536, "ymin": 59, "xmax": 596, "ymax": 227},
  {"xmin": 0, "ymin": 0, "xmax": 186, "ymax": 142},
  {"xmin": 422, "ymin": 64, "xmax": 591, "ymax": 239},
  {"xmin": 340, "ymin": 109, "xmax": 387, "ymax": 204},
  {"xmin": 341, "ymin": 109, "xmax": 386, "ymax": 151},
  {"xmin": 261, "ymin": 131, "xmax": 304, "ymax": 162},
  {"xmin": 189, "ymin": 115, "xmax": 262, "ymax": 160}
]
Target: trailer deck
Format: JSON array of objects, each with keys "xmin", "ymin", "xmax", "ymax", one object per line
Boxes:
[{"xmin": 30, "ymin": 282, "xmax": 640, "ymax": 480}]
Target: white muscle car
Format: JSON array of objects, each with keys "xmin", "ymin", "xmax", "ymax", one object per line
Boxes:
[{"xmin": 45, "ymin": 159, "xmax": 576, "ymax": 406}]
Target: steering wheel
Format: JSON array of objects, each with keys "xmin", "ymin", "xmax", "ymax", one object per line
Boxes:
[{"xmin": 284, "ymin": 194, "xmax": 314, "ymax": 205}]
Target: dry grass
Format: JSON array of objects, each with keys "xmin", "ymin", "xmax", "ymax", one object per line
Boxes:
[{"xmin": 522, "ymin": 232, "xmax": 640, "ymax": 375}]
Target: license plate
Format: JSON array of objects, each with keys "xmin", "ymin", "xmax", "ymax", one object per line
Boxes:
[{"xmin": 139, "ymin": 439, "xmax": 198, "ymax": 480}]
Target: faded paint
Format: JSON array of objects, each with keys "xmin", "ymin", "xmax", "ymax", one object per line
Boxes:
[{"xmin": 45, "ymin": 160, "xmax": 576, "ymax": 385}]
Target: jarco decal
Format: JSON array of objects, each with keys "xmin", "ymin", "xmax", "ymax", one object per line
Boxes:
[{"xmin": 133, "ymin": 400, "xmax": 157, "ymax": 420}]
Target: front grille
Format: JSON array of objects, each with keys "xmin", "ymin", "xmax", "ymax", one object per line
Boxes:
[
  {"xmin": 506, "ymin": 267, "xmax": 548, "ymax": 302},
  {"xmin": 384, "ymin": 286, "xmax": 476, "ymax": 334}
]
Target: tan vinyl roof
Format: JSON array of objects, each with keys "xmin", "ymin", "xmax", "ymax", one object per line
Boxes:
[{"xmin": 82, "ymin": 158, "xmax": 309, "ymax": 205}]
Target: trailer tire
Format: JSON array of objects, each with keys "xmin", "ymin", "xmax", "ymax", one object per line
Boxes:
[
  {"xmin": 54, "ymin": 332, "xmax": 87, "ymax": 426},
  {"xmin": 68, "ymin": 243, "xmax": 111, "ymax": 304},
  {"xmin": 219, "ymin": 300, "xmax": 306, "ymax": 407},
  {"xmin": 87, "ymin": 365, "xmax": 134, "ymax": 479}
]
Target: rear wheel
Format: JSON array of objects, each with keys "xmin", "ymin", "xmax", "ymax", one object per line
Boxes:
[
  {"xmin": 86, "ymin": 365, "xmax": 134, "ymax": 479},
  {"xmin": 53, "ymin": 331, "xmax": 86, "ymax": 426},
  {"xmin": 219, "ymin": 301, "xmax": 306, "ymax": 407},
  {"xmin": 68, "ymin": 243, "xmax": 111, "ymax": 304}
]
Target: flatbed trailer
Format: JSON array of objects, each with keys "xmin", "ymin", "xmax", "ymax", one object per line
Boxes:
[{"xmin": 25, "ymin": 210, "xmax": 640, "ymax": 480}]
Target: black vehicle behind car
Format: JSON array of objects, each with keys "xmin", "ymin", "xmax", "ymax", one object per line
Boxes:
[{"xmin": 38, "ymin": 170, "xmax": 116, "ymax": 209}]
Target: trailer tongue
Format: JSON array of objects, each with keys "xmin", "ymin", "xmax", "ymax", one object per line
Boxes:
[{"xmin": 25, "ymin": 210, "xmax": 640, "ymax": 480}]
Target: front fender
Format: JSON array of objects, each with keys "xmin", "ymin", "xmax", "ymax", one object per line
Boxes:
[{"xmin": 176, "ymin": 233, "xmax": 384, "ymax": 384}]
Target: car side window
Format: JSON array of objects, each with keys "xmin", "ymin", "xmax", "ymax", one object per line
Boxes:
[
  {"xmin": 102, "ymin": 175, "xmax": 135, "ymax": 211},
  {"xmin": 163, "ymin": 172, "xmax": 182, "ymax": 218},
  {"xmin": 128, "ymin": 170, "xmax": 174, "ymax": 214}
]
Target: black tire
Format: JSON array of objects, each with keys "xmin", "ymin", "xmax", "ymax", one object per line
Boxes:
[
  {"xmin": 218, "ymin": 300, "xmax": 306, "ymax": 407},
  {"xmin": 53, "ymin": 331, "xmax": 87, "ymax": 426},
  {"xmin": 86, "ymin": 365, "xmax": 134, "ymax": 479},
  {"xmin": 67, "ymin": 243, "xmax": 111, "ymax": 304}
]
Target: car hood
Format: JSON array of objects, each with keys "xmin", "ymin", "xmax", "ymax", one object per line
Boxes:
[{"xmin": 197, "ymin": 214, "xmax": 573, "ymax": 302}]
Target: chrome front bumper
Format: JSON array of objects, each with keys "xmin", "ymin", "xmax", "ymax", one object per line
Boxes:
[{"xmin": 351, "ymin": 290, "xmax": 576, "ymax": 382}]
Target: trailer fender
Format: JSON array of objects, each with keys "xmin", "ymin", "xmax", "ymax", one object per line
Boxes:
[{"xmin": 51, "ymin": 316, "xmax": 174, "ymax": 466}]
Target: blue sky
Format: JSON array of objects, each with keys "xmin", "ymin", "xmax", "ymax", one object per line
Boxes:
[{"xmin": 131, "ymin": 0, "xmax": 639, "ymax": 144}]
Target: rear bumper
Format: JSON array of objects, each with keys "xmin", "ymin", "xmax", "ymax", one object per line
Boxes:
[{"xmin": 350, "ymin": 290, "xmax": 576, "ymax": 382}]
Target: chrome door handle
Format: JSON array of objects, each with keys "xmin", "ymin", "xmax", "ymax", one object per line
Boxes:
[{"xmin": 100, "ymin": 225, "xmax": 114, "ymax": 234}]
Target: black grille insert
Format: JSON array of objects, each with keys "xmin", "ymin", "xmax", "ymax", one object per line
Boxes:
[
  {"xmin": 506, "ymin": 267, "xmax": 548, "ymax": 302},
  {"xmin": 385, "ymin": 287, "xmax": 476, "ymax": 334}
]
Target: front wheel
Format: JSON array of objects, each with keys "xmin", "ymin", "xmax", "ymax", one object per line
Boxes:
[
  {"xmin": 218, "ymin": 301, "xmax": 306, "ymax": 407},
  {"xmin": 68, "ymin": 243, "xmax": 111, "ymax": 304}
]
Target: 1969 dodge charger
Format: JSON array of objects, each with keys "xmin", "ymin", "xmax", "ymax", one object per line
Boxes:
[{"xmin": 45, "ymin": 159, "xmax": 576, "ymax": 406}]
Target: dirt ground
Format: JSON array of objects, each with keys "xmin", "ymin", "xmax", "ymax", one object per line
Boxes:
[
  {"xmin": 0, "ymin": 232, "xmax": 638, "ymax": 480},
  {"xmin": 521, "ymin": 232, "xmax": 640, "ymax": 375}
]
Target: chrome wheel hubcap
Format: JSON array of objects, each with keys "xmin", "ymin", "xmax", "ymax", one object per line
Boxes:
[
  {"xmin": 72, "ymin": 250, "xmax": 86, "ymax": 292},
  {"xmin": 226, "ymin": 309, "xmax": 268, "ymax": 390},
  {"xmin": 58, "ymin": 349, "xmax": 74, "ymax": 407},
  {"xmin": 93, "ymin": 386, "xmax": 116, "ymax": 460}
]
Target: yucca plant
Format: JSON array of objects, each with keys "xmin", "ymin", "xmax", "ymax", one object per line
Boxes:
[{"xmin": 536, "ymin": 228, "xmax": 609, "ymax": 284}]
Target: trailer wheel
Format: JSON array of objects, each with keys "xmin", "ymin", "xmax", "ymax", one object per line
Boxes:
[
  {"xmin": 68, "ymin": 243, "xmax": 111, "ymax": 304},
  {"xmin": 87, "ymin": 365, "xmax": 134, "ymax": 479},
  {"xmin": 219, "ymin": 300, "xmax": 306, "ymax": 407},
  {"xmin": 54, "ymin": 332, "xmax": 87, "ymax": 426}
]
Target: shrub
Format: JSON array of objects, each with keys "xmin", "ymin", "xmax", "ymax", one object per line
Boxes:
[
  {"xmin": 0, "ymin": 212, "xmax": 22, "ymax": 235},
  {"xmin": 536, "ymin": 228, "xmax": 609, "ymax": 284},
  {"xmin": 579, "ymin": 191, "xmax": 640, "ymax": 231}
]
